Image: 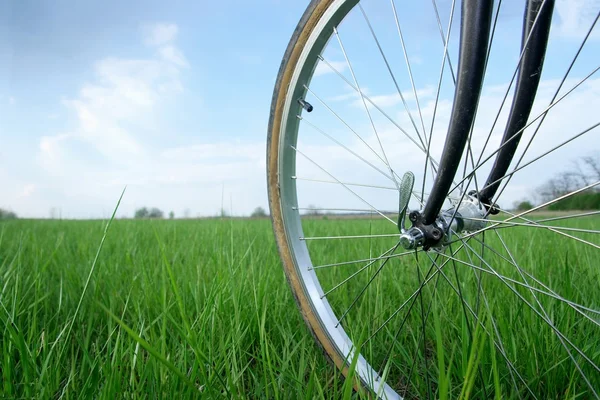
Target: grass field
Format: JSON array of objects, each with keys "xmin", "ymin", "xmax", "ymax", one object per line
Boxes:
[{"xmin": 0, "ymin": 214, "xmax": 598, "ymax": 399}]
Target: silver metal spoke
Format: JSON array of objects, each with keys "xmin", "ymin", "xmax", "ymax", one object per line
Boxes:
[
  {"xmin": 293, "ymin": 177, "xmax": 397, "ymax": 191},
  {"xmin": 390, "ymin": 0, "xmax": 429, "ymax": 143},
  {"xmin": 299, "ymin": 116, "xmax": 396, "ymax": 182},
  {"xmin": 461, "ymin": 217, "xmax": 600, "ymax": 235},
  {"xmin": 538, "ymin": 210, "xmax": 600, "ymax": 223},
  {"xmin": 494, "ymin": 228, "xmax": 600, "ymax": 327},
  {"xmin": 320, "ymin": 244, "xmax": 398, "ymax": 299},
  {"xmin": 315, "ymin": 55, "xmax": 436, "ymax": 166},
  {"xmin": 453, "ymin": 237, "xmax": 600, "ymax": 380},
  {"xmin": 360, "ymin": 4, "xmax": 426, "ymax": 148},
  {"xmin": 436, "ymin": 240, "xmax": 600, "ymax": 321},
  {"xmin": 430, "ymin": 0, "xmax": 457, "ymax": 85},
  {"xmin": 479, "ymin": 121, "xmax": 600, "ymax": 196},
  {"xmin": 422, "ymin": 0, "xmax": 456, "ymax": 202},
  {"xmin": 446, "ymin": 181, "xmax": 600, "ymax": 247},
  {"xmin": 460, "ymin": 242, "xmax": 537, "ymax": 398},
  {"xmin": 301, "ymin": 233, "xmax": 399, "ymax": 241},
  {"xmin": 447, "ymin": 68, "xmax": 600, "ymax": 196},
  {"xmin": 335, "ymin": 243, "xmax": 402, "ymax": 327},
  {"xmin": 458, "ymin": 229, "xmax": 600, "ymax": 319},
  {"xmin": 334, "ymin": 26, "xmax": 399, "ymax": 190},
  {"xmin": 310, "ymin": 250, "xmax": 418, "ymax": 270},
  {"xmin": 471, "ymin": 0, "xmax": 554, "ymax": 172},
  {"xmin": 303, "ymin": 85, "xmax": 391, "ymax": 168},
  {"xmin": 424, "ymin": 250, "xmax": 538, "ymax": 398},
  {"xmin": 364, "ymin": 243, "xmax": 467, "ymax": 344},
  {"xmin": 292, "ymin": 145, "xmax": 398, "ymax": 225},
  {"xmin": 490, "ymin": 11, "xmax": 600, "ymax": 206},
  {"xmin": 295, "ymin": 207, "xmax": 397, "ymax": 214},
  {"xmin": 476, "ymin": 204, "xmax": 600, "ymax": 251}
]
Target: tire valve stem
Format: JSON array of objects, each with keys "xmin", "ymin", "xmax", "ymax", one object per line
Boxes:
[{"xmin": 298, "ymin": 98, "xmax": 313, "ymax": 112}]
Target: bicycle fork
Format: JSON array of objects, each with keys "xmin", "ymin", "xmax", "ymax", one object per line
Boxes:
[{"xmin": 400, "ymin": 0, "xmax": 555, "ymax": 251}]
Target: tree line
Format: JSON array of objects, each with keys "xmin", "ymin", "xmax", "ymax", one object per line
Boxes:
[
  {"xmin": 515, "ymin": 153, "xmax": 600, "ymax": 211},
  {"xmin": 0, "ymin": 209, "xmax": 17, "ymax": 220},
  {"xmin": 132, "ymin": 206, "xmax": 268, "ymax": 219}
]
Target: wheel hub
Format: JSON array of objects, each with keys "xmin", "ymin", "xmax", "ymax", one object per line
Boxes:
[{"xmin": 399, "ymin": 194, "xmax": 489, "ymax": 251}]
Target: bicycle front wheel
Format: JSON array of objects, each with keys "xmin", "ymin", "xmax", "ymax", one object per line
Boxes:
[{"xmin": 267, "ymin": 0, "xmax": 600, "ymax": 398}]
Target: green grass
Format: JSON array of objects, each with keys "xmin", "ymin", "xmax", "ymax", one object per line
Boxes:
[{"xmin": 0, "ymin": 215, "xmax": 598, "ymax": 398}]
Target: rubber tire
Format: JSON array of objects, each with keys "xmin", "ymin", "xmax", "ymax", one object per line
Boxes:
[{"xmin": 266, "ymin": 0, "xmax": 362, "ymax": 393}]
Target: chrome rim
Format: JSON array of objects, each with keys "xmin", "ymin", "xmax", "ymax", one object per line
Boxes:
[{"xmin": 274, "ymin": 0, "xmax": 600, "ymax": 397}]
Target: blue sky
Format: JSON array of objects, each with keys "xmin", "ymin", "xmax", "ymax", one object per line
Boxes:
[{"xmin": 1, "ymin": 0, "xmax": 598, "ymax": 218}]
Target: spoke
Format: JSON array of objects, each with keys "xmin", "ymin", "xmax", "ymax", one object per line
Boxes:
[
  {"xmin": 447, "ymin": 67, "xmax": 600, "ymax": 195},
  {"xmin": 320, "ymin": 244, "xmax": 398, "ymax": 299},
  {"xmin": 490, "ymin": 11, "xmax": 600, "ymax": 206},
  {"xmin": 424, "ymin": 250, "xmax": 538, "ymax": 398},
  {"xmin": 360, "ymin": 4, "xmax": 426, "ymax": 148},
  {"xmin": 422, "ymin": 0, "xmax": 456, "ymax": 202},
  {"xmin": 316, "ymin": 56, "xmax": 456, "ymax": 184},
  {"xmin": 495, "ymin": 227, "xmax": 600, "ymax": 325},
  {"xmin": 334, "ymin": 26, "xmax": 399, "ymax": 189},
  {"xmin": 301, "ymin": 233, "xmax": 399, "ymax": 241},
  {"xmin": 316, "ymin": 56, "xmax": 438, "ymax": 167},
  {"xmin": 400, "ymin": 265, "xmax": 442, "ymax": 398},
  {"xmin": 299, "ymin": 116, "xmax": 396, "ymax": 181},
  {"xmin": 364, "ymin": 243, "xmax": 467, "ymax": 344},
  {"xmin": 538, "ymin": 210, "xmax": 600, "ymax": 223},
  {"xmin": 310, "ymin": 250, "xmax": 417, "ymax": 270},
  {"xmin": 296, "ymin": 207, "xmax": 397, "ymax": 214},
  {"xmin": 460, "ymin": 240, "xmax": 536, "ymax": 398},
  {"xmin": 479, "ymin": 121, "xmax": 600, "ymax": 196},
  {"xmin": 390, "ymin": 0, "xmax": 429, "ymax": 143},
  {"xmin": 448, "ymin": 244, "xmax": 490, "ymax": 398},
  {"xmin": 437, "ymin": 237, "xmax": 600, "ymax": 322},
  {"xmin": 292, "ymin": 145, "xmax": 398, "ymax": 225},
  {"xmin": 447, "ymin": 181, "xmax": 600, "ymax": 247},
  {"xmin": 335, "ymin": 243, "xmax": 402, "ymax": 327},
  {"xmin": 473, "ymin": 204, "xmax": 600, "ymax": 251},
  {"xmin": 415, "ymin": 253, "xmax": 433, "ymax": 399},
  {"xmin": 452, "ymin": 237, "xmax": 600, "ymax": 379},
  {"xmin": 293, "ymin": 177, "xmax": 397, "ymax": 191},
  {"xmin": 472, "ymin": 0, "xmax": 555, "ymax": 175},
  {"xmin": 303, "ymin": 85, "xmax": 390, "ymax": 168},
  {"xmin": 461, "ymin": 217, "xmax": 600, "ymax": 235},
  {"xmin": 430, "ymin": 0, "xmax": 457, "ymax": 84}
]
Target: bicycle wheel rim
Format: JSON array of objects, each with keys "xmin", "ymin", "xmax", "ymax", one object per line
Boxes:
[{"xmin": 268, "ymin": 0, "xmax": 600, "ymax": 398}]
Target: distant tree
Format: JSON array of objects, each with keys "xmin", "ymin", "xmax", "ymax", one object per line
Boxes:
[
  {"xmin": 220, "ymin": 208, "xmax": 228, "ymax": 218},
  {"xmin": 169, "ymin": 211, "xmax": 175, "ymax": 219},
  {"xmin": 251, "ymin": 207, "xmax": 267, "ymax": 218},
  {"xmin": 515, "ymin": 201, "xmax": 534, "ymax": 211},
  {"xmin": 306, "ymin": 204, "xmax": 320, "ymax": 216},
  {"xmin": 0, "ymin": 208, "xmax": 17, "ymax": 220},
  {"xmin": 135, "ymin": 207, "xmax": 149, "ymax": 219},
  {"xmin": 148, "ymin": 208, "xmax": 164, "ymax": 219},
  {"xmin": 183, "ymin": 208, "xmax": 191, "ymax": 218},
  {"xmin": 536, "ymin": 153, "xmax": 600, "ymax": 209}
]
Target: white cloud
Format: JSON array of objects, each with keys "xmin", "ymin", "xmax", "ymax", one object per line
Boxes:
[
  {"xmin": 555, "ymin": 0, "xmax": 600, "ymax": 39},
  {"xmin": 314, "ymin": 60, "xmax": 347, "ymax": 77},
  {"xmin": 9, "ymin": 96, "xmax": 15, "ymax": 105},
  {"xmin": 39, "ymin": 23, "xmax": 189, "ymax": 170},
  {"xmin": 17, "ymin": 184, "xmax": 36, "ymax": 199},
  {"xmin": 159, "ymin": 45, "xmax": 189, "ymax": 68},
  {"xmin": 143, "ymin": 23, "xmax": 179, "ymax": 47},
  {"xmin": 39, "ymin": 133, "xmax": 73, "ymax": 162},
  {"xmin": 21, "ymin": 21, "xmax": 270, "ymax": 218}
]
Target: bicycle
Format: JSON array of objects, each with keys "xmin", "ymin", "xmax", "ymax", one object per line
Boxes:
[{"xmin": 267, "ymin": 0, "xmax": 600, "ymax": 398}]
